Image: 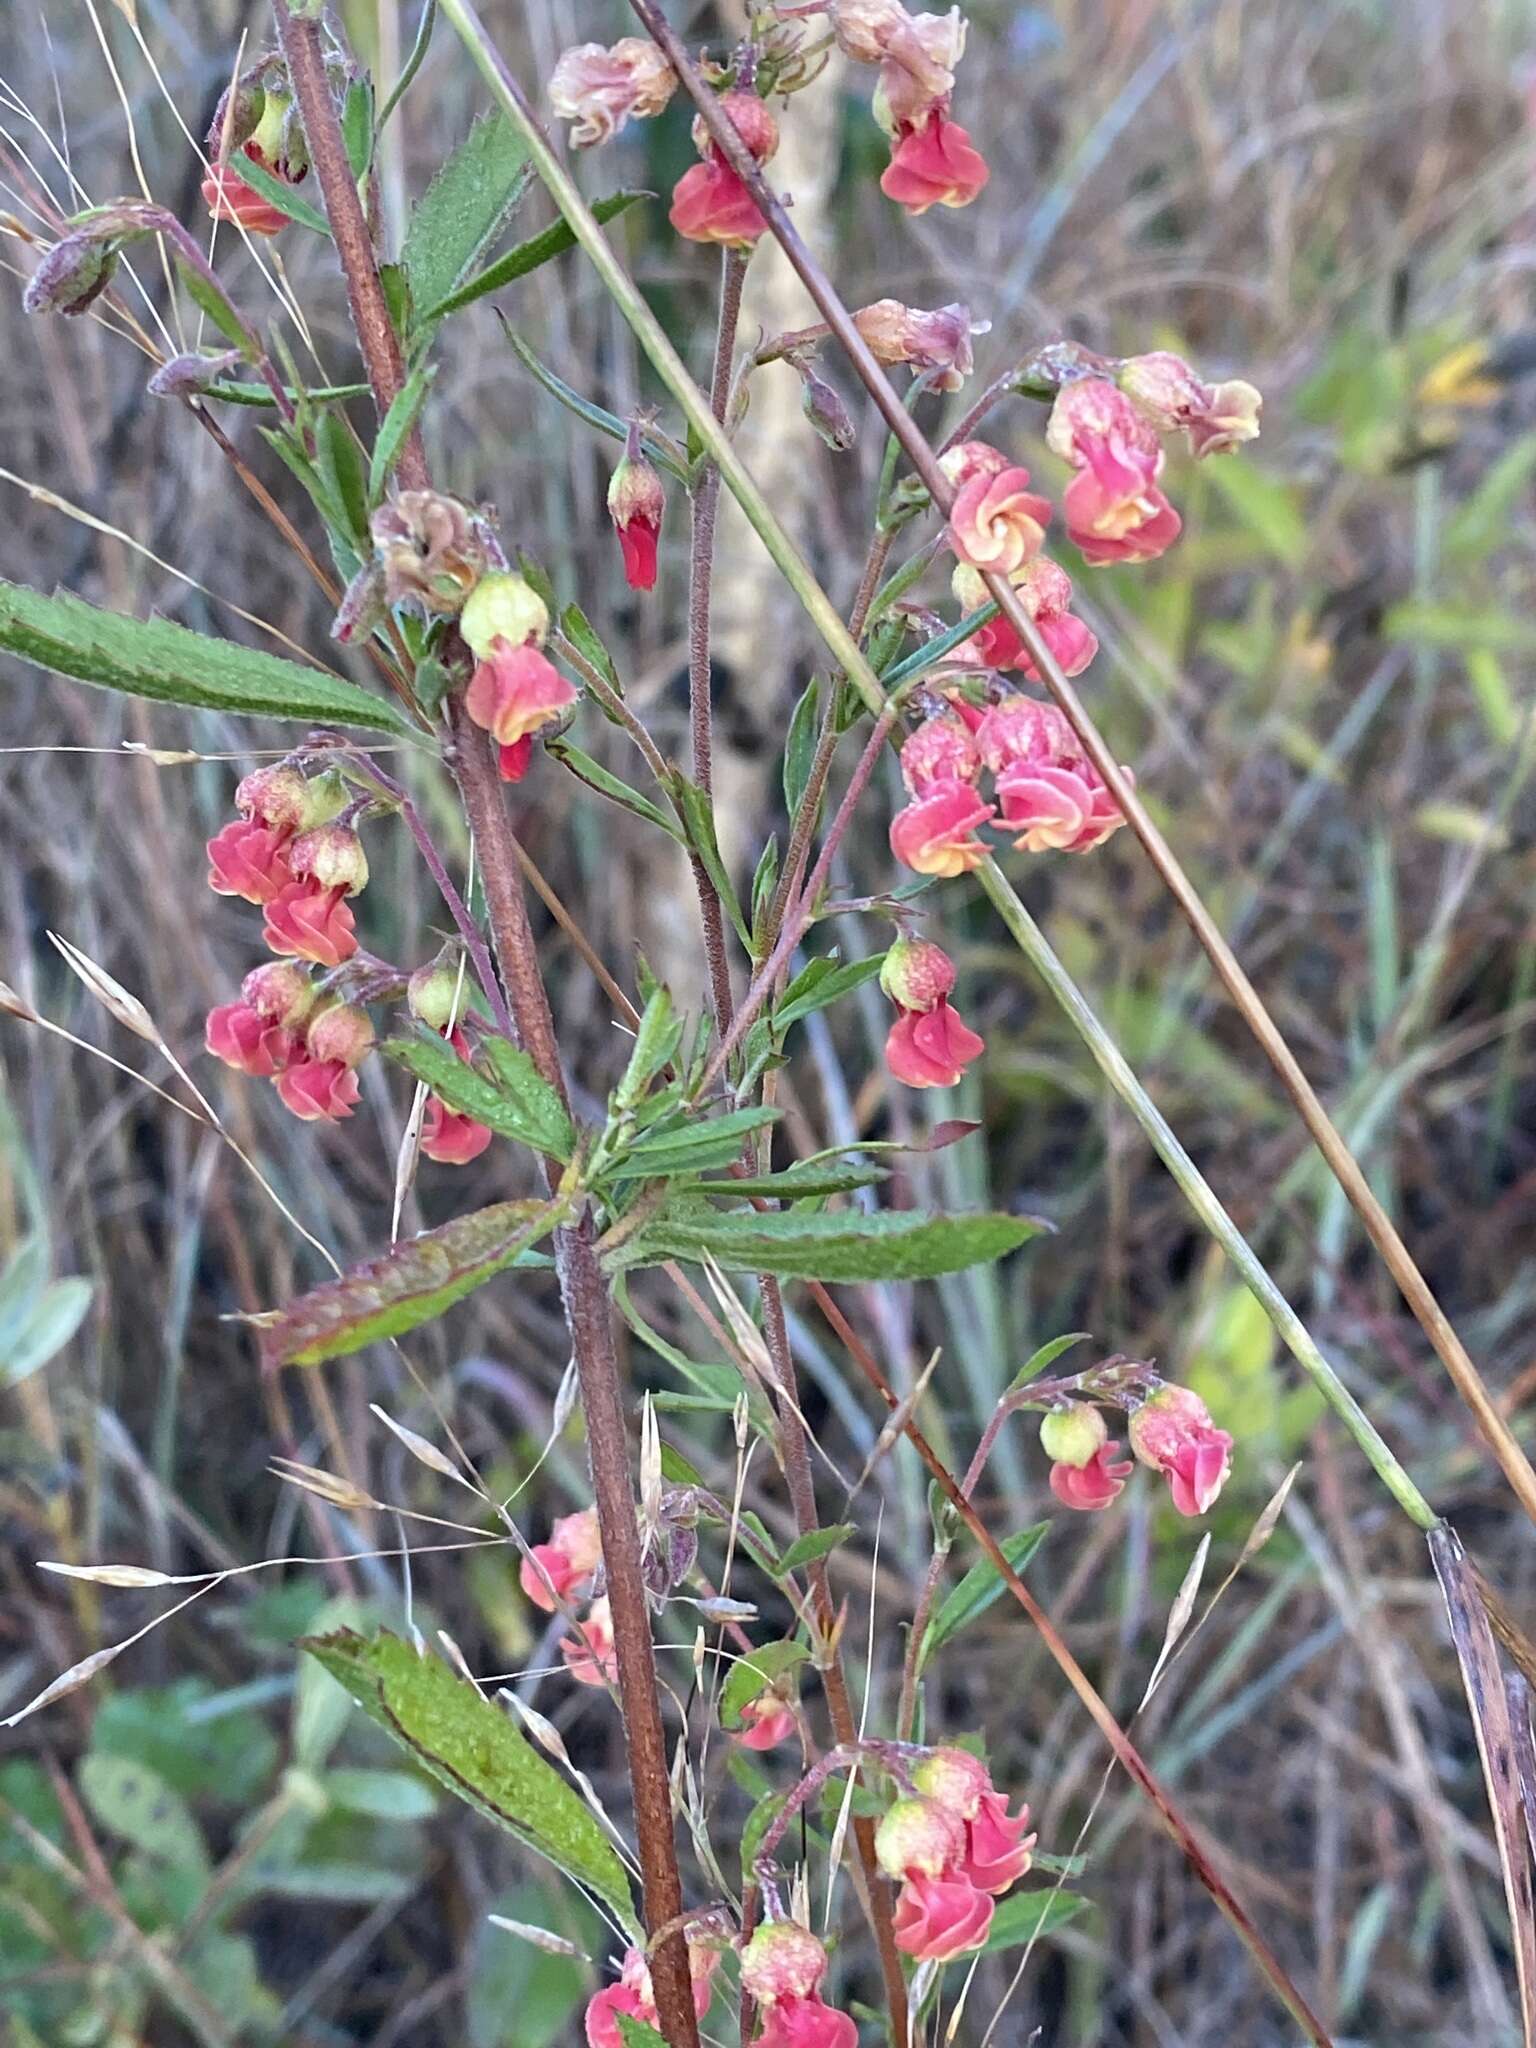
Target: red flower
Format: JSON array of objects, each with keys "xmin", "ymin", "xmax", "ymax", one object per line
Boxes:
[
  {"xmin": 206, "ymin": 819, "xmax": 293, "ymax": 904},
  {"xmin": 498, "ymin": 737, "xmax": 533, "ymax": 784},
  {"xmin": 583, "ymin": 1984, "xmax": 651, "ymax": 2048},
  {"xmin": 201, "ymin": 145, "xmax": 299, "ymax": 236},
  {"xmin": 881, "ymin": 111, "xmax": 989, "ymax": 214},
  {"xmin": 733, "ymin": 1690, "xmax": 798, "ymax": 1751},
  {"xmin": 889, "ymin": 779, "xmax": 993, "ymax": 876},
  {"xmin": 584, "ymin": 1942, "xmax": 716, "ymax": 2048},
  {"xmin": 1050, "ymin": 1441, "xmax": 1134, "ymax": 1510},
  {"xmin": 464, "ymin": 641, "xmax": 577, "ymax": 749},
  {"xmin": 420, "ymin": 1099, "xmax": 492, "ymax": 1164},
  {"xmin": 891, "ymin": 1869, "xmax": 994, "ymax": 1959},
  {"xmin": 885, "ymin": 999, "xmax": 984, "ymax": 1089},
  {"xmin": 263, "ymin": 882, "xmax": 357, "ymax": 966},
  {"xmin": 204, "ymin": 1001, "xmax": 295, "ymax": 1078},
  {"xmin": 756, "ymin": 1996, "xmax": 860, "ymax": 2048},
  {"xmin": 608, "ymin": 454, "xmax": 665, "ymax": 592},
  {"xmin": 1129, "ymin": 1385, "xmax": 1234, "ymax": 1516},
  {"xmin": 520, "ymin": 1507, "xmax": 602, "ymax": 1612},
  {"xmin": 561, "ymin": 1596, "xmax": 617, "ymax": 1686},
  {"xmin": 959, "ymin": 1789, "xmax": 1036, "ymax": 1894},
  {"xmin": 275, "ymin": 1057, "xmax": 361, "ymax": 1122},
  {"xmin": 669, "ymin": 158, "xmax": 767, "ymax": 246}
]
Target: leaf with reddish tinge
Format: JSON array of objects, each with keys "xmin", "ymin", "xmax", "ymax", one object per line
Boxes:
[{"xmin": 261, "ymin": 1198, "xmax": 566, "ymax": 1367}]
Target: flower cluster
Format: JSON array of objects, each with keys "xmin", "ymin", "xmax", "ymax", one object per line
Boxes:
[
  {"xmin": 875, "ymin": 1748, "xmax": 1035, "ymax": 1960},
  {"xmin": 830, "ymin": 0, "xmax": 989, "ymax": 213},
  {"xmin": 1042, "ymin": 1383, "xmax": 1233, "ymax": 1516},
  {"xmin": 880, "ymin": 933, "xmax": 984, "ymax": 1090},
  {"xmin": 459, "ymin": 571, "xmax": 576, "ymax": 783},
  {"xmin": 740, "ymin": 1919, "xmax": 856, "ymax": 2048},
  {"xmin": 584, "ymin": 1938, "xmax": 719, "ymax": 2048}
]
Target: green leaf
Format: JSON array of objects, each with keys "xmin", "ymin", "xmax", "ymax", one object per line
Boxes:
[
  {"xmin": 502, "ymin": 328, "xmax": 691, "ymax": 482},
  {"xmin": 667, "ymin": 775, "xmax": 750, "ymax": 946},
  {"xmin": 1445, "ymin": 432, "xmax": 1536, "ymax": 564},
  {"xmin": 1004, "ymin": 1332, "xmax": 1091, "ymax": 1395},
  {"xmin": 222, "ymin": 153, "xmax": 333, "ymax": 234},
  {"xmin": 615, "ymin": 986, "xmax": 681, "ymax": 1111},
  {"xmin": 2, "ymin": 1275, "xmax": 92, "ymax": 1383},
  {"xmin": 342, "ymin": 77, "xmax": 375, "ymax": 179},
  {"xmin": 173, "ymin": 256, "xmax": 250, "ymax": 348},
  {"xmin": 315, "ymin": 410, "xmax": 370, "ymax": 548},
  {"xmin": 1384, "ymin": 600, "xmax": 1536, "ymax": 653},
  {"xmin": 981, "ymin": 1887, "xmax": 1090, "ymax": 1952},
  {"xmin": 421, "ymin": 190, "xmax": 649, "ymax": 322},
  {"xmin": 260, "ymin": 1198, "xmax": 565, "ymax": 1367},
  {"xmin": 560, "ymin": 602, "xmax": 620, "ymax": 691},
  {"xmin": 1204, "ymin": 459, "xmax": 1308, "ymax": 568},
  {"xmin": 301, "ymin": 1630, "xmax": 635, "ymax": 1922},
  {"xmin": 783, "ymin": 676, "xmax": 822, "ymax": 819},
  {"xmin": 78, "ymin": 1753, "xmax": 208, "ymax": 1875},
  {"xmin": 676, "ymin": 1160, "xmax": 888, "ymax": 1202},
  {"xmin": 547, "ymin": 740, "xmax": 683, "ymax": 842},
  {"xmin": 628, "ymin": 1206, "xmax": 1043, "ymax": 1282},
  {"xmin": 773, "ymin": 1524, "xmax": 855, "ymax": 1577},
  {"xmin": 773, "ymin": 954, "xmax": 885, "ymax": 1035},
  {"xmin": 605, "ymin": 1107, "xmax": 781, "ymax": 1181},
  {"xmin": 369, "ymin": 360, "xmax": 436, "ymax": 503},
  {"xmin": 614, "ymin": 2019, "xmax": 668, "ymax": 2048},
  {"xmin": 0, "ymin": 578, "xmax": 412, "ymax": 733},
  {"xmin": 919, "ymin": 1524, "xmax": 1049, "ymax": 1669},
  {"xmin": 405, "ymin": 113, "xmax": 529, "ymax": 330},
  {"xmin": 718, "ymin": 1641, "xmax": 809, "ymax": 1730},
  {"xmin": 385, "ymin": 1033, "xmax": 574, "ymax": 1159}
]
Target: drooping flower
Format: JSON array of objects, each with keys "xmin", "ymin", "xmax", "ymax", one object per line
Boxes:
[
  {"xmin": 1046, "ymin": 378, "xmax": 1182, "ymax": 566},
  {"xmin": 202, "ymin": 82, "xmax": 307, "ymax": 238},
  {"xmin": 464, "ymin": 642, "xmax": 577, "ymax": 750},
  {"xmin": 1040, "ymin": 1400, "xmax": 1107, "ymax": 1470},
  {"xmin": 1117, "ymin": 350, "xmax": 1263, "ymax": 458},
  {"xmin": 948, "ymin": 466, "xmax": 1051, "ymax": 575},
  {"xmin": 202, "ymin": 148, "xmax": 297, "ymax": 236},
  {"xmin": 960, "ymin": 1789, "xmax": 1036, "ymax": 1894},
  {"xmin": 304, "ymin": 1001, "xmax": 374, "ymax": 1071},
  {"xmin": 670, "ymin": 91, "xmax": 777, "ymax": 248},
  {"xmin": 875, "ymin": 1793, "xmax": 967, "ymax": 1882},
  {"xmin": 755, "ymin": 1995, "xmax": 860, "ymax": 2048},
  {"xmin": 952, "ymin": 557, "xmax": 1098, "ymax": 678},
  {"xmin": 1049, "ymin": 1442, "xmax": 1134, "ymax": 1510},
  {"xmin": 880, "ymin": 109, "xmax": 989, "ymax": 214},
  {"xmin": 262, "ymin": 882, "xmax": 357, "ymax": 966},
  {"xmin": 734, "ymin": 1688, "xmax": 798, "ymax": 1751},
  {"xmin": 910, "ymin": 1746, "xmax": 992, "ymax": 1820},
  {"xmin": 274, "ymin": 1057, "xmax": 362, "ymax": 1122},
  {"xmin": 880, "ymin": 934, "xmax": 957, "ymax": 1013},
  {"xmin": 886, "ymin": 1000, "xmax": 985, "ymax": 1089},
  {"xmin": 584, "ymin": 1940, "xmax": 717, "ymax": 2048},
  {"xmin": 607, "ymin": 453, "xmax": 665, "ymax": 592},
  {"xmin": 1129, "ymin": 1384, "xmax": 1234, "ymax": 1516},
  {"xmin": 288, "ymin": 823, "xmax": 369, "ymax": 898},
  {"xmin": 236, "ymin": 762, "xmax": 338, "ymax": 836},
  {"xmin": 521, "ymin": 1506, "xmax": 603, "ymax": 1612},
  {"xmin": 853, "ymin": 298, "xmax": 982, "ymax": 390},
  {"xmin": 549, "ymin": 37, "xmax": 676, "ymax": 148},
  {"xmin": 206, "ymin": 819, "xmax": 293, "ymax": 904},
  {"xmin": 891, "ymin": 1868, "xmax": 993, "ymax": 1959},
  {"xmin": 974, "ymin": 698, "xmax": 1128, "ymax": 855},
  {"xmin": 460, "ymin": 570, "xmax": 550, "ymax": 656},
  {"xmin": 889, "ymin": 779, "xmax": 993, "ymax": 876},
  {"xmin": 741, "ymin": 1918, "xmax": 857, "ymax": 2048},
  {"xmin": 940, "ymin": 440, "xmax": 1014, "ymax": 491},
  {"xmin": 900, "ymin": 711, "xmax": 981, "ymax": 794},
  {"xmin": 204, "ymin": 1000, "xmax": 296, "ymax": 1078},
  {"xmin": 420, "ymin": 1098, "xmax": 493, "ymax": 1165},
  {"xmin": 562, "ymin": 1596, "xmax": 618, "ymax": 1687}
]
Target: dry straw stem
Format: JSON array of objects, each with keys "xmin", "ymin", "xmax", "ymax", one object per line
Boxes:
[{"xmin": 626, "ymin": 0, "xmax": 1536, "ymax": 1535}]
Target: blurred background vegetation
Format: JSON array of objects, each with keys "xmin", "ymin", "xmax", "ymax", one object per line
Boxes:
[{"xmin": 3, "ymin": 0, "xmax": 1536, "ymax": 2042}]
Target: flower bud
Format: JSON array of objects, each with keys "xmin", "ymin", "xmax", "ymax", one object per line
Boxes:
[
  {"xmin": 874, "ymin": 1794, "xmax": 966, "ymax": 1881},
  {"xmin": 408, "ymin": 959, "xmax": 464, "ymax": 1033},
  {"xmin": 879, "ymin": 934, "xmax": 956, "ymax": 1014},
  {"xmin": 910, "ymin": 1746, "xmax": 992, "ymax": 1821},
  {"xmin": 241, "ymin": 960, "xmax": 316, "ymax": 1029},
  {"xmin": 304, "ymin": 1001, "xmax": 374, "ymax": 1068},
  {"xmin": 289, "ymin": 823, "xmax": 368, "ymax": 897},
  {"xmin": 460, "ymin": 571, "xmax": 550, "ymax": 659},
  {"xmin": 1039, "ymin": 1401, "xmax": 1107, "ymax": 1470},
  {"xmin": 235, "ymin": 764, "xmax": 314, "ymax": 835},
  {"xmin": 740, "ymin": 1920, "xmax": 829, "ymax": 2006},
  {"xmin": 796, "ymin": 361, "xmax": 857, "ymax": 451},
  {"xmin": 147, "ymin": 348, "xmax": 245, "ymax": 398},
  {"xmin": 23, "ymin": 231, "xmax": 119, "ymax": 317},
  {"xmin": 694, "ymin": 91, "xmax": 780, "ymax": 164},
  {"xmin": 607, "ymin": 457, "xmax": 665, "ymax": 592}
]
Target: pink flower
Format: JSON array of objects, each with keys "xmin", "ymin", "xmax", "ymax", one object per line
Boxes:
[
  {"xmin": 1129, "ymin": 1384, "xmax": 1233, "ymax": 1516},
  {"xmin": 1117, "ymin": 351, "xmax": 1263, "ymax": 458},
  {"xmin": 911, "ymin": 1746, "xmax": 992, "ymax": 1820},
  {"xmin": 262, "ymin": 882, "xmax": 357, "ymax": 966},
  {"xmin": 886, "ymin": 1000, "xmax": 984, "ymax": 1089},
  {"xmin": 206, "ymin": 819, "xmax": 293, "ymax": 904},
  {"xmin": 585, "ymin": 1941, "xmax": 716, "ymax": 2046},
  {"xmin": 521, "ymin": 1506, "xmax": 602, "ymax": 1611},
  {"xmin": 669, "ymin": 158, "xmax": 767, "ymax": 246},
  {"xmin": 561, "ymin": 1596, "xmax": 617, "ymax": 1687},
  {"xmin": 881, "ymin": 111, "xmax": 989, "ymax": 214},
  {"xmin": 1049, "ymin": 1442, "xmax": 1134, "ymax": 1510},
  {"xmin": 953, "ymin": 556, "xmax": 1098, "ymax": 679},
  {"xmin": 275, "ymin": 1057, "xmax": 361, "ymax": 1122},
  {"xmin": 608, "ymin": 455, "xmax": 664, "ymax": 592},
  {"xmin": 959, "ymin": 1789, "xmax": 1036, "ymax": 1894},
  {"xmin": 756, "ymin": 1996, "xmax": 860, "ymax": 2048},
  {"xmin": 465, "ymin": 641, "xmax": 577, "ymax": 749},
  {"xmin": 549, "ymin": 38, "xmax": 675, "ymax": 148},
  {"xmin": 420, "ymin": 1099, "xmax": 492, "ymax": 1165},
  {"xmin": 201, "ymin": 146, "xmax": 299, "ymax": 237},
  {"xmin": 995, "ymin": 761, "xmax": 1126, "ymax": 854},
  {"xmin": 949, "ymin": 466, "xmax": 1051, "ymax": 575},
  {"xmin": 583, "ymin": 1984, "xmax": 651, "ymax": 2048},
  {"xmin": 734, "ymin": 1690, "xmax": 798, "ymax": 1751},
  {"xmin": 900, "ymin": 712, "xmax": 981, "ymax": 793},
  {"xmin": 891, "ymin": 1869, "xmax": 994, "ymax": 1959},
  {"xmin": 853, "ymin": 298, "xmax": 981, "ymax": 391},
  {"xmin": 204, "ymin": 1001, "xmax": 295, "ymax": 1078},
  {"xmin": 889, "ymin": 779, "xmax": 993, "ymax": 876},
  {"xmin": 1046, "ymin": 379, "xmax": 1182, "ymax": 566}
]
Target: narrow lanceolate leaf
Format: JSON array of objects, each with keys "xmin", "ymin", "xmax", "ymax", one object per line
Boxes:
[
  {"xmin": 604, "ymin": 1107, "xmax": 781, "ymax": 1181},
  {"xmin": 666, "ymin": 774, "xmax": 750, "ymax": 947},
  {"xmin": 626, "ymin": 1206, "xmax": 1043, "ymax": 1282},
  {"xmin": 384, "ymin": 1033, "xmax": 574, "ymax": 1160},
  {"xmin": 404, "ymin": 112, "xmax": 529, "ymax": 326},
  {"xmin": 420, "ymin": 190, "xmax": 649, "ymax": 322},
  {"xmin": 675, "ymin": 1161, "xmax": 888, "ymax": 1202},
  {"xmin": 981, "ymin": 1888, "xmax": 1090, "ymax": 1952},
  {"xmin": 0, "ymin": 580, "xmax": 412, "ymax": 734},
  {"xmin": 301, "ymin": 1630, "xmax": 634, "ymax": 1923},
  {"xmin": 1004, "ymin": 1331, "xmax": 1092, "ymax": 1395},
  {"xmin": 369, "ymin": 361, "xmax": 436, "ymax": 503},
  {"xmin": 547, "ymin": 740, "xmax": 683, "ymax": 842},
  {"xmin": 919, "ymin": 1523, "xmax": 1050, "ymax": 1670},
  {"xmin": 222, "ymin": 152, "xmax": 332, "ymax": 234},
  {"xmin": 772, "ymin": 1524, "xmax": 855, "ymax": 1578},
  {"xmin": 260, "ymin": 1199, "xmax": 565, "ymax": 1367}
]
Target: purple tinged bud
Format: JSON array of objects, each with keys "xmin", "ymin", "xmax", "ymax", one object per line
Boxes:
[
  {"xmin": 147, "ymin": 348, "xmax": 246, "ymax": 398},
  {"xmin": 795, "ymin": 360, "xmax": 857, "ymax": 452},
  {"xmin": 23, "ymin": 232, "xmax": 119, "ymax": 317}
]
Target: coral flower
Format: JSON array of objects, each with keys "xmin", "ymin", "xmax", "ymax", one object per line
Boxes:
[
  {"xmin": 900, "ymin": 712, "xmax": 981, "ymax": 794},
  {"xmin": 206, "ymin": 819, "xmax": 293, "ymax": 904},
  {"xmin": 995, "ymin": 761, "xmax": 1126, "ymax": 854},
  {"xmin": 757, "ymin": 1997, "xmax": 860, "ymax": 2048},
  {"xmin": 948, "ymin": 465, "xmax": 1052, "ymax": 574},
  {"xmin": 201, "ymin": 146, "xmax": 299, "ymax": 236},
  {"xmin": 1050, "ymin": 1442, "xmax": 1134, "ymax": 1510},
  {"xmin": 669, "ymin": 158, "xmax": 767, "ymax": 245},
  {"xmin": 1046, "ymin": 378, "xmax": 1183, "ymax": 565},
  {"xmin": 420, "ymin": 1099, "xmax": 492, "ymax": 1165},
  {"xmin": 561, "ymin": 1596, "xmax": 617, "ymax": 1687},
  {"xmin": 584, "ymin": 1943, "xmax": 716, "ymax": 2048},
  {"xmin": 881, "ymin": 110, "xmax": 989, "ymax": 213},
  {"xmin": 891, "ymin": 1869, "xmax": 994, "ymax": 1958},
  {"xmin": 204, "ymin": 1001, "xmax": 294, "ymax": 1078},
  {"xmin": 889, "ymin": 779, "xmax": 993, "ymax": 876},
  {"xmin": 885, "ymin": 1002, "xmax": 984, "ymax": 1088},
  {"xmin": 274, "ymin": 1058, "xmax": 361, "ymax": 1123},
  {"xmin": 608, "ymin": 454, "xmax": 665, "ymax": 592},
  {"xmin": 520, "ymin": 1507, "xmax": 602, "ymax": 1612},
  {"xmin": 1129, "ymin": 1385, "xmax": 1234, "ymax": 1516},
  {"xmin": 262, "ymin": 882, "xmax": 357, "ymax": 966},
  {"xmin": 465, "ymin": 641, "xmax": 577, "ymax": 749},
  {"xmin": 960, "ymin": 1789, "xmax": 1036, "ymax": 1893},
  {"xmin": 734, "ymin": 1690, "xmax": 798, "ymax": 1751}
]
